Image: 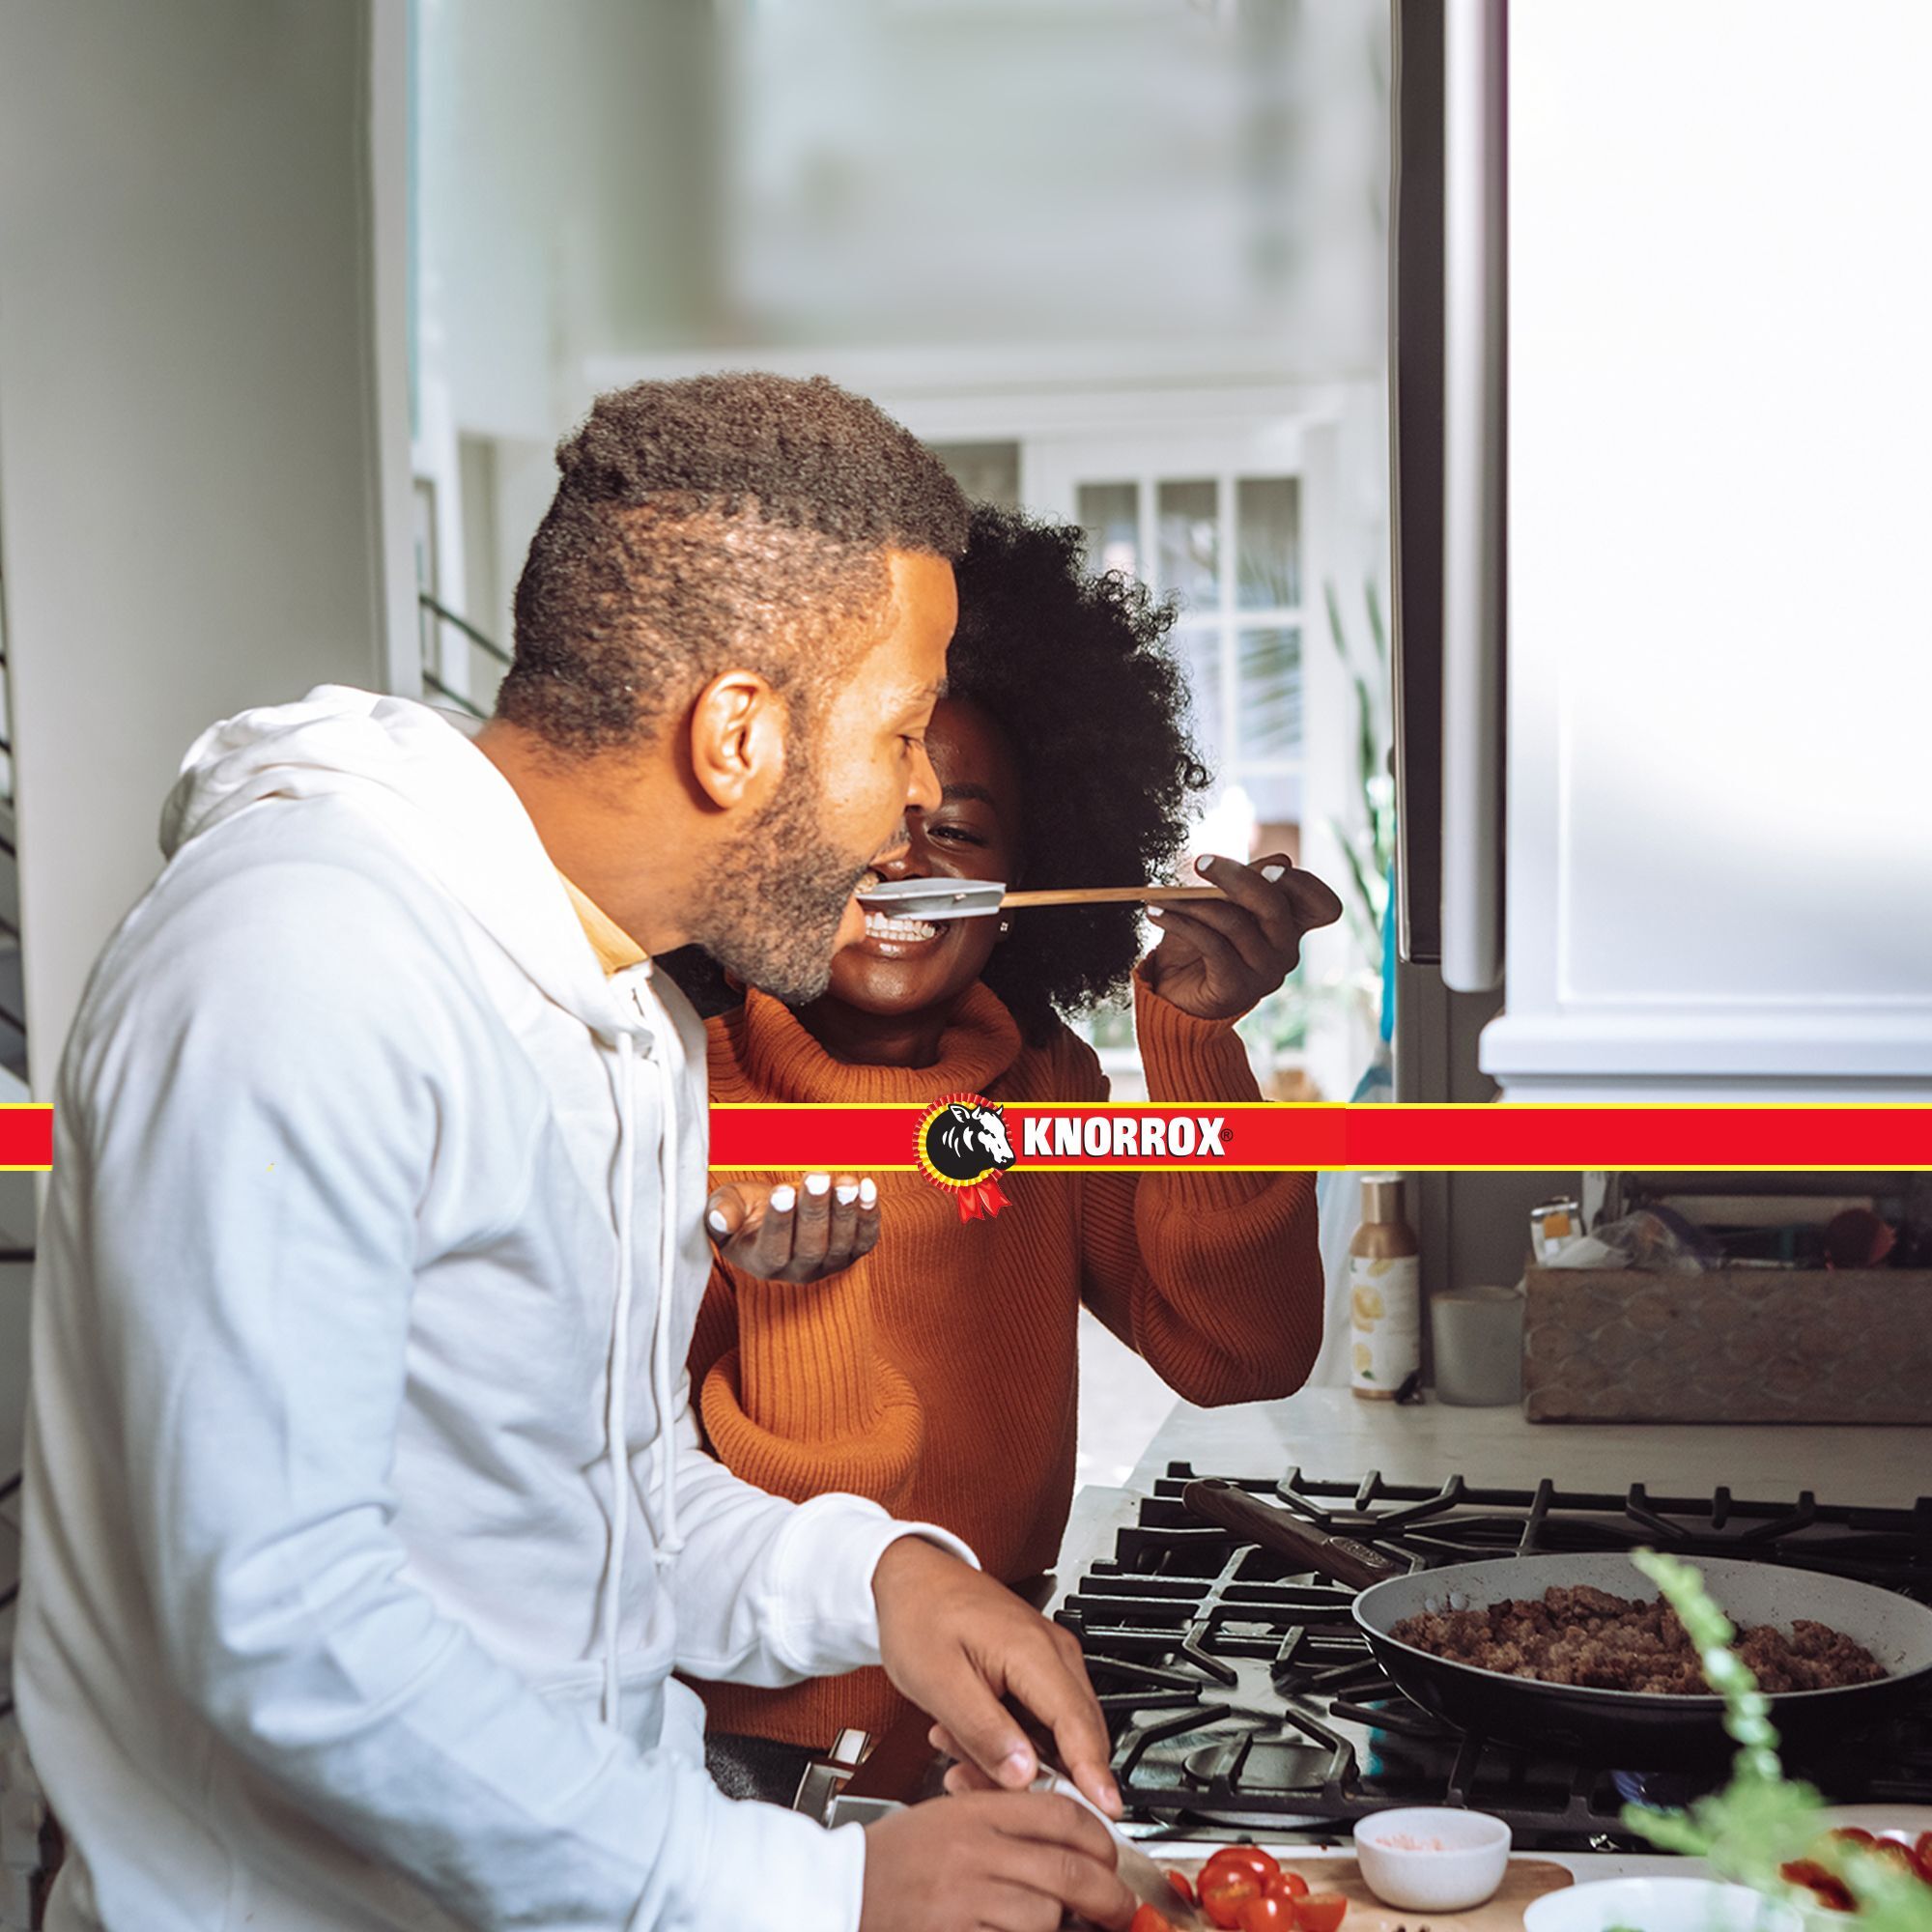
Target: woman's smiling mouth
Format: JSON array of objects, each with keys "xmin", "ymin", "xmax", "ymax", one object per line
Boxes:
[
  {"xmin": 858, "ymin": 907, "xmax": 947, "ymax": 951},
  {"xmin": 849, "ymin": 873, "xmax": 952, "ymax": 952}
]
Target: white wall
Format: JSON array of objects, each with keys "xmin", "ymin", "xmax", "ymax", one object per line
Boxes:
[
  {"xmin": 0, "ymin": 0, "xmax": 412, "ymax": 1094},
  {"xmin": 0, "ymin": 0, "xmax": 412, "ymax": 1474}
]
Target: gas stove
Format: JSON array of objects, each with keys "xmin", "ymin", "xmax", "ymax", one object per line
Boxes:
[{"xmin": 1054, "ymin": 1463, "xmax": 1932, "ymax": 1849}]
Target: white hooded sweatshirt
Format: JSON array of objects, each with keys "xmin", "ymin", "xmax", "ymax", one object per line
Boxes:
[{"xmin": 15, "ymin": 687, "xmax": 971, "ymax": 1932}]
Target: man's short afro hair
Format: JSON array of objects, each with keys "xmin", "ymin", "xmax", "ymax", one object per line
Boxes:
[{"xmin": 497, "ymin": 372, "xmax": 969, "ymax": 756}]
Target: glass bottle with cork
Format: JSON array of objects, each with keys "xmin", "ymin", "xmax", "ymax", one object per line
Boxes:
[{"xmin": 1350, "ymin": 1173, "xmax": 1420, "ymax": 1401}]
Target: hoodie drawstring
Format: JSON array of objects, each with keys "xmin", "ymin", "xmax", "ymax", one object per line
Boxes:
[
  {"xmin": 600, "ymin": 1034, "xmax": 639, "ymax": 1725},
  {"xmin": 648, "ymin": 1039, "xmax": 685, "ymax": 1570},
  {"xmin": 599, "ymin": 999, "xmax": 688, "ymax": 1728}
]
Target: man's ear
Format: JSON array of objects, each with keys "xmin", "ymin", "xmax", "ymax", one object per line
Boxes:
[{"xmin": 688, "ymin": 669, "xmax": 786, "ymax": 810}]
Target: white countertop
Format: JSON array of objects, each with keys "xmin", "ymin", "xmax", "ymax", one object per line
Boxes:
[
  {"xmin": 1128, "ymin": 1386, "xmax": 1932, "ymax": 1503},
  {"xmin": 1134, "ymin": 1845, "xmax": 1691, "ymax": 1882}
]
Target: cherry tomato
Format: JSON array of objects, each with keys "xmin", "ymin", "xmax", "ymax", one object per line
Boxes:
[
  {"xmin": 1269, "ymin": 1870, "xmax": 1311, "ymax": 1901},
  {"xmin": 1833, "ymin": 1829, "xmax": 1878, "ymax": 1847},
  {"xmin": 1131, "ymin": 1907, "xmax": 1175, "ymax": 1932},
  {"xmin": 1202, "ymin": 1876, "xmax": 1264, "ymax": 1929},
  {"xmin": 1237, "ymin": 1896, "xmax": 1295, "ymax": 1932},
  {"xmin": 1914, "ymin": 1833, "xmax": 1932, "ymax": 1886},
  {"xmin": 1293, "ymin": 1891, "xmax": 1350, "ymax": 1932},
  {"xmin": 1871, "ymin": 1839, "xmax": 1918, "ymax": 1877},
  {"xmin": 1781, "ymin": 1861, "xmax": 1854, "ymax": 1913},
  {"xmin": 1203, "ymin": 1848, "xmax": 1284, "ymax": 1890},
  {"xmin": 1165, "ymin": 1870, "xmax": 1197, "ymax": 1906}
]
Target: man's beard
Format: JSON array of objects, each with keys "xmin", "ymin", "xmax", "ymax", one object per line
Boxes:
[{"xmin": 690, "ymin": 759, "xmax": 873, "ymax": 1007}]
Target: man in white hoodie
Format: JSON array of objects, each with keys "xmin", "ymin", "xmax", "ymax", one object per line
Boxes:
[{"xmin": 16, "ymin": 375, "xmax": 1135, "ymax": 1932}]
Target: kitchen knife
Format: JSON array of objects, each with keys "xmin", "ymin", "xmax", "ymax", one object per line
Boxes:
[
  {"xmin": 1031, "ymin": 1769, "xmax": 1205, "ymax": 1929},
  {"xmin": 1180, "ymin": 1479, "xmax": 1406, "ymax": 1591}
]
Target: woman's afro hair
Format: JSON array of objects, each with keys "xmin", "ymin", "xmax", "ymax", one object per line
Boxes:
[{"xmin": 947, "ymin": 503, "xmax": 1209, "ymax": 1044}]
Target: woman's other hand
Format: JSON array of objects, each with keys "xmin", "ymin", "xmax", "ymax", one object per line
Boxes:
[
  {"xmin": 705, "ymin": 1172, "xmax": 881, "ymax": 1282},
  {"xmin": 1140, "ymin": 853, "xmax": 1345, "ymax": 1022}
]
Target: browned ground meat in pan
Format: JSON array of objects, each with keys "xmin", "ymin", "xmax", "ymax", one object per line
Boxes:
[{"xmin": 1389, "ymin": 1583, "xmax": 1888, "ymax": 1694}]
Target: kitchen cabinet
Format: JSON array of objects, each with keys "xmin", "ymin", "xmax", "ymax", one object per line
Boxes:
[
  {"xmin": 1392, "ymin": 4, "xmax": 1932, "ymax": 1103},
  {"xmin": 1481, "ymin": 3, "xmax": 1932, "ymax": 1101}
]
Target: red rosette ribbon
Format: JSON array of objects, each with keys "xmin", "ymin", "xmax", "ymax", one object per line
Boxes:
[{"xmin": 954, "ymin": 1173, "xmax": 1011, "ymax": 1223}]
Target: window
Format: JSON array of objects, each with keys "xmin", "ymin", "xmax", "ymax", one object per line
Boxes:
[
  {"xmin": 1020, "ymin": 423, "xmax": 1372, "ymax": 1102},
  {"xmin": 1075, "ymin": 472, "xmax": 1305, "ymax": 840}
]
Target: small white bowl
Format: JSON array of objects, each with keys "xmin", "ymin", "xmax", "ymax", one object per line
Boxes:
[
  {"xmin": 1353, "ymin": 1807, "xmax": 1512, "ymax": 1912},
  {"xmin": 1524, "ymin": 1877, "xmax": 1802, "ymax": 1932}
]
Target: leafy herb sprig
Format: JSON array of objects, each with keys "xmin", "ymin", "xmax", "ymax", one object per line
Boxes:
[{"xmin": 1620, "ymin": 1549, "xmax": 1932, "ymax": 1932}]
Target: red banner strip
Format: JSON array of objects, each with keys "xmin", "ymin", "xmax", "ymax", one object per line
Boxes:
[
  {"xmin": 710, "ymin": 1103, "xmax": 1932, "ymax": 1172},
  {"xmin": 0, "ymin": 1106, "xmax": 53, "ymax": 1169}
]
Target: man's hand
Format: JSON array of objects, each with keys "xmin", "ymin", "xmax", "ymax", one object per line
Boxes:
[
  {"xmin": 705, "ymin": 1172, "xmax": 880, "ymax": 1283},
  {"xmin": 1142, "ymin": 852, "xmax": 1345, "ymax": 1022},
  {"xmin": 872, "ymin": 1539, "xmax": 1121, "ymax": 1818},
  {"xmin": 860, "ymin": 1792, "xmax": 1135, "ymax": 1932}
]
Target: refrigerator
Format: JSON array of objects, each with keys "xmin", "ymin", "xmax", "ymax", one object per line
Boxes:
[{"xmin": 1384, "ymin": 0, "xmax": 1932, "ymax": 1299}]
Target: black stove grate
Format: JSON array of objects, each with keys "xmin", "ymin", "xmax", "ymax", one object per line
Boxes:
[{"xmin": 1056, "ymin": 1464, "xmax": 1932, "ymax": 1848}]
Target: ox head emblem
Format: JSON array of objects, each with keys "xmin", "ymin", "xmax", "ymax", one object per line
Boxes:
[{"xmin": 915, "ymin": 1093, "xmax": 1017, "ymax": 1222}]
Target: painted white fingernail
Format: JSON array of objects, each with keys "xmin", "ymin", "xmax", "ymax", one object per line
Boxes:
[
  {"xmin": 706, "ymin": 1209, "xmax": 729, "ymax": 1235},
  {"xmin": 1147, "ymin": 906, "xmax": 1166, "ymax": 920},
  {"xmin": 1197, "ymin": 854, "xmax": 1218, "ymax": 871},
  {"xmin": 769, "ymin": 1184, "xmax": 796, "ymax": 1211},
  {"xmin": 858, "ymin": 1178, "xmax": 878, "ymax": 1208},
  {"xmin": 835, "ymin": 1183, "xmax": 859, "ymax": 1205},
  {"xmin": 1261, "ymin": 863, "xmax": 1286, "ymax": 882},
  {"xmin": 805, "ymin": 1172, "xmax": 831, "ymax": 1196}
]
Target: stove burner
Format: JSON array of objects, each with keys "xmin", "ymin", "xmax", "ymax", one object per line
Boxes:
[
  {"xmin": 1184, "ymin": 1740, "xmax": 1335, "ymax": 1796},
  {"xmin": 1059, "ymin": 1463, "xmax": 1932, "ymax": 1849}
]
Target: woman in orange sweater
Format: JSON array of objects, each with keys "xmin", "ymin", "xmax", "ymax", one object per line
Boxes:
[{"xmin": 685, "ymin": 505, "xmax": 1341, "ymax": 1800}]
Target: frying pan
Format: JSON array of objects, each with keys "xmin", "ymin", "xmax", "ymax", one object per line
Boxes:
[{"xmin": 1183, "ymin": 1479, "xmax": 1932, "ymax": 1764}]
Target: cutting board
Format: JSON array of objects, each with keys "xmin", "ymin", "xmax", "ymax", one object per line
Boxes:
[{"xmin": 1158, "ymin": 1858, "xmax": 1574, "ymax": 1932}]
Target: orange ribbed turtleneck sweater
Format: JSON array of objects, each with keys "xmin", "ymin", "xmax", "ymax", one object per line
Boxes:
[{"xmin": 688, "ymin": 971, "xmax": 1323, "ymax": 1749}]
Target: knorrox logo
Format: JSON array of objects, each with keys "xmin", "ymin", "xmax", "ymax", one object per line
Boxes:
[{"xmin": 1020, "ymin": 1114, "xmax": 1229, "ymax": 1159}]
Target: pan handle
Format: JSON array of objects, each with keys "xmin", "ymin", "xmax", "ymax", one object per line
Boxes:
[{"xmin": 1181, "ymin": 1480, "xmax": 1406, "ymax": 1591}]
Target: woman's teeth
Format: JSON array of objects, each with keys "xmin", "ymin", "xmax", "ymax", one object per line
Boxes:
[{"xmin": 863, "ymin": 911, "xmax": 939, "ymax": 944}]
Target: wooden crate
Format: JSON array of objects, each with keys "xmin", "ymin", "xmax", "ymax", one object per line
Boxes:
[{"xmin": 1521, "ymin": 1264, "xmax": 1932, "ymax": 1424}]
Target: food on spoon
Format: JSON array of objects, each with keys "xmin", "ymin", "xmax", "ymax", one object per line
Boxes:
[{"xmin": 1390, "ymin": 1583, "xmax": 1887, "ymax": 1693}]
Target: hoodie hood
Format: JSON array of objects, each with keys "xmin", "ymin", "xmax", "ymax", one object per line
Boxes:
[
  {"xmin": 161, "ymin": 684, "xmax": 628, "ymax": 1040},
  {"xmin": 166, "ymin": 683, "xmax": 691, "ymax": 1713}
]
